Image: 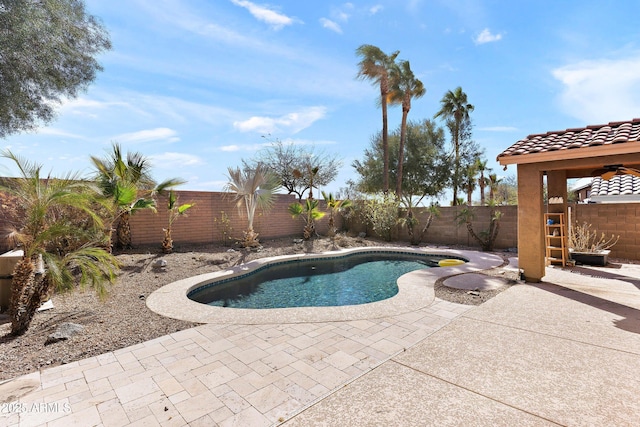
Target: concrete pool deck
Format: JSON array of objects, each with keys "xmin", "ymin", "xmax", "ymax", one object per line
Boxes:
[{"xmin": 2, "ymin": 254, "xmax": 640, "ymax": 426}]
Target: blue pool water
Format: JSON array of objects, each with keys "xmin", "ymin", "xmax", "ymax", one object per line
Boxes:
[{"xmin": 188, "ymin": 252, "xmax": 448, "ymax": 309}]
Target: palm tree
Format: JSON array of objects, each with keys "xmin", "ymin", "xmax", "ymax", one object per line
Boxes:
[
  {"xmin": 0, "ymin": 150, "xmax": 119, "ymax": 335},
  {"xmin": 322, "ymin": 191, "xmax": 352, "ymax": 237},
  {"xmin": 356, "ymin": 44, "xmax": 400, "ymax": 194},
  {"xmin": 434, "ymin": 87, "xmax": 474, "ymax": 206},
  {"xmin": 225, "ymin": 164, "xmax": 280, "ymax": 248},
  {"xmin": 91, "ymin": 143, "xmax": 184, "ymax": 250},
  {"xmin": 475, "ymin": 158, "xmax": 491, "ymax": 205},
  {"xmin": 288, "ymin": 198, "xmax": 326, "ymax": 240},
  {"xmin": 161, "ymin": 190, "xmax": 194, "ymax": 254},
  {"xmin": 488, "ymin": 173, "xmax": 502, "ymax": 203},
  {"xmin": 462, "ymin": 163, "xmax": 479, "ymax": 205},
  {"xmin": 388, "ymin": 60, "xmax": 426, "ymax": 198}
]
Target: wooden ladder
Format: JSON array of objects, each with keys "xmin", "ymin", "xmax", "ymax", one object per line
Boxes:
[{"xmin": 544, "ymin": 212, "xmax": 567, "ymax": 266}]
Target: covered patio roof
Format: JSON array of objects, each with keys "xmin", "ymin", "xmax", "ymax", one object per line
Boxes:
[
  {"xmin": 499, "ymin": 118, "xmax": 640, "ymax": 177},
  {"xmin": 497, "ymin": 118, "xmax": 640, "ymax": 282}
]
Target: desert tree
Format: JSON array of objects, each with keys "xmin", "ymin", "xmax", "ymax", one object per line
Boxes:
[
  {"xmin": 353, "ymin": 119, "xmax": 450, "ymax": 201},
  {"xmin": 0, "ymin": 0, "xmax": 111, "ymax": 137},
  {"xmin": 247, "ymin": 138, "xmax": 341, "ymax": 200}
]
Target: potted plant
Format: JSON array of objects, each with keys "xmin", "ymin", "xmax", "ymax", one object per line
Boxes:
[{"xmin": 568, "ymin": 222, "xmax": 619, "ymax": 266}]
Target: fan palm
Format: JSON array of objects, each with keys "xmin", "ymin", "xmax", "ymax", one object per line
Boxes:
[
  {"xmin": 161, "ymin": 190, "xmax": 194, "ymax": 254},
  {"xmin": 388, "ymin": 60, "xmax": 426, "ymax": 198},
  {"xmin": 434, "ymin": 87, "xmax": 474, "ymax": 206},
  {"xmin": 91, "ymin": 143, "xmax": 184, "ymax": 250},
  {"xmin": 288, "ymin": 198, "xmax": 326, "ymax": 240},
  {"xmin": 321, "ymin": 191, "xmax": 352, "ymax": 237},
  {"xmin": 0, "ymin": 150, "xmax": 119, "ymax": 335},
  {"xmin": 225, "ymin": 165, "xmax": 280, "ymax": 247},
  {"xmin": 356, "ymin": 44, "xmax": 400, "ymax": 194}
]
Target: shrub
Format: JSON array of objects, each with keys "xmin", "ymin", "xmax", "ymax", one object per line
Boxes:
[{"xmin": 362, "ymin": 194, "xmax": 399, "ymax": 241}]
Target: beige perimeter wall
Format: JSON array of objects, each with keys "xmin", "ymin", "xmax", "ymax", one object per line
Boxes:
[
  {"xmin": 570, "ymin": 202, "xmax": 640, "ymax": 261},
  {"xmin": 0, "ymin": 190, "xmax": 638, "ymax": 260}
]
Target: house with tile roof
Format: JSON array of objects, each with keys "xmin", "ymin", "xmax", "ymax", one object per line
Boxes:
[
  {"xmin": 589, "ymin": 175, "xmax": 640, "ymax": 203},
  {"xmin": 570, "ymin": 175, "xmax": 640, "ymax": 203}
]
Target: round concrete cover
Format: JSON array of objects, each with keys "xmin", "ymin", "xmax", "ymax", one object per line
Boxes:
[{"xmin": 443, "ymin": 273, "xmax": 506, "ymax": 291}]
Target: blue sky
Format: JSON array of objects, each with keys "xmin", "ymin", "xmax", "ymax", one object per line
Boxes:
[{"xmin": 4, "ymin": 0, "xmax": 640, "ymax": 200}]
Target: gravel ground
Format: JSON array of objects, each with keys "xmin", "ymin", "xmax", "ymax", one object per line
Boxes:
[{"xmin": 0, "ymin": 236, "xmax": 517, "ymax": 382}]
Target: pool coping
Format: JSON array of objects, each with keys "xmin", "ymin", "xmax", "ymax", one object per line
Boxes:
[{"xmin": 146, "ymin": 246, "xmax": 503, "ymax": 324}]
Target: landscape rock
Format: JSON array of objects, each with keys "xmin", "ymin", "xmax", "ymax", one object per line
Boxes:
[
  {"xmin": 153, "ymin": 258, "xmax": 167, "ymax": 268},
  {"xmin": 45, "ymin": 322, "xmax": 84, "ymax": 345}
]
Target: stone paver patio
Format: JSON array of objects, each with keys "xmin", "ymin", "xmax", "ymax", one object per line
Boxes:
[
  {"xmin": 1, "ymin": 299, "xmax": 471, "ymax": 426},
  {"xmin": 2, "ymin": 250, "xmax": 640, "ymax": 426}
]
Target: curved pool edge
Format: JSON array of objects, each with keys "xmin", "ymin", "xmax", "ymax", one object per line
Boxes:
[{"xmin": 146, "ymin": 246, "xmax": 503, "ymax": 324}]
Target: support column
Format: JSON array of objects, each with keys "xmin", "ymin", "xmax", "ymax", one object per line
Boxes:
[
  {"xmin": 517, "ymin": 164, "xmax": 545, "ymax": 282},
  {"xmin": 546, "ymin": 170, "xmax": 568, "ymax": 216}
]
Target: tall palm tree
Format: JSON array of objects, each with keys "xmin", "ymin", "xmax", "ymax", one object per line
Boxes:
[
  {"xmin": 388, "ymin": 60, "xmax": 426, "ymax": 198},
  {"xmin": 225, "ymin": 164, "xmax": 280, "ymax": 248},
  {"xmin": 434, "ymin": 86, "xmax": 474, "ymax": 206},
  {"xmin": 0, "ymin": 150, "xmax": 119, "ymax": 335},
  {"xmin": 462, "ymin": 163, "xmax": 479, "ymax": 205},
  {"xmin": 488, "ymin": 173, "xmax": 502, "ymax": 203},
  {"xmin": 356, "ymin": 44, "xmax": 400, "ymax": 194},
  {"xmin": 91, "ymin": 143, "xmax": 184, "ymax": 250},
  {"xmin": 475, "ymin": 158, "xmax": 490, "ymax": 205}
]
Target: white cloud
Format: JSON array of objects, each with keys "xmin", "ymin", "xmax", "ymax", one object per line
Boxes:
[
  {"xmin": 230, "ymin": 0, "xmax": 296, "ymax": 30},
  {"xmin": 233, "ymin": 106, "xmax": 327, "ymax": 134},
  {"xmin": 150, "ymin": 152, "xmax": 204, "ymax": 169},
  {"xmin": 553, "ymin": 56, "xmax": 640, "ymax": 123},
  {"xmin": 37, "ymin": 128, "xmax": 86, "ymax": 139},
  {"xmin": 474, "ymin": 28, "xmax": 503, "ymax": 44},
  {"xmin": 319, "ymin": 18, "xmax": 343, "ymax": 34},
  {"xmin": 113, "ymin": 127, "xmax": 180, "ymax": 144},
  {"xmin": 478, "ymin": 126, "xmax": 518, "ymax": 132},
  {"xmin": 369, "ymin": 5, "xmax": 383, "ymax": 14},
  {"xmin": 218, "ymin": 137, "xmax": 337, "ymax": 153},
  {"xmin": 218, "ymin": 142, "xmax": 271, "ymax": 152},
  {"xmin": 59, "ymin": 97, "xmax": 133, "ymax": 119}
]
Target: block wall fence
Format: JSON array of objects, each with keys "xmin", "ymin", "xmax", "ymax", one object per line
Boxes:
[{"xmin": 0, "ymin": 189, "xmax": 638, "ymax": 260}]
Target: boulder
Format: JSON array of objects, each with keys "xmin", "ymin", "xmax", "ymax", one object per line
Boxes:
[{"xmin": 46, "ymin": 322, "xmax": 84, "ymax": 345}]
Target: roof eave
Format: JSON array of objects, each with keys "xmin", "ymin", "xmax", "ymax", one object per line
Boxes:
[{"xmin": 497, "ymin": 142, "xmax": 640, "ymax": 166}]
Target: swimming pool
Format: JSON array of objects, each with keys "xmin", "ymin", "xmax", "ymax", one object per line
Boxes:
[
  {"xmin": 188, "ymin": 252, "xmax": 447, "ymax": 309},
  {"xmin": 146, "ymin": 247, "xmax": 501, "ymax": 325}
]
